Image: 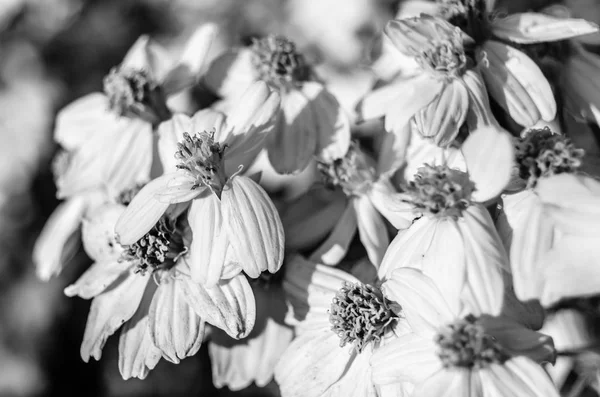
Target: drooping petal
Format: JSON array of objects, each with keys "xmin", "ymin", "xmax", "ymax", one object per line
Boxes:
[
  {"xmin": 371, "ymin": 333, "xmax": 441, "ymax": 385},
  {"xmin": 491, "ymin": 13, "xmax": 598, "ymax": 44},
  {"xmin": 458, "ymin": 205, "xmax": 507, "ymax": 317},
  {"xmin": 161, "ymin": 23, "xmax": 218, "ymax": 95},
  {"xmin": 354, "ymin": 196, "xmax": 389, "ymax": 268},
  {"xmin": 148, "ymin": 279, "xmax": 205, "ymax": 363},
  {"xmin": 412, "ymin": 368, "xmax": 479, "ymax": 397},
  {"xmin": 64, "ymin": 259, "xmax": 132, "ymax": 299},
  {"xmin": 33, "ymin": 196, "xmax": 86, "ymax": 280},
  {"xmin": 368, "ymin": 180, "xmax": 413, "ymax": 230},
  {"xmin": 302, "ymin": 82, "xmax": 351, "ymax": 162},
  {"xmin": 461, "ymin": 126, "xmax": 514, "ymax": 203},
  {"xmin": 80, "ymin": 203, "xmax": 125, "ymax": 262},
  {"xmin": 115, "ymin": 174, "xmax": 177, "ymax": 245},
  {"xmin": 308, "ymin": 200, "xmax": 357, "ymax": 266},
  {"xmin": 479, "ymin": 40, "xmax": 555, "ymax": 126},
  {"xmin": 187, "ymin": 195, "xmax": 228, "ymax": 286},
  {"xmin": 462, "ymin": 69, "xmax": 502, "ymax": 131},
  {"xmin": 80, "ymin": 271, "xmax": 149, "ymax": 362},
  {"xmin": 275, "ymin": 329, "xmax": 354, "ymax": 397},
  {"xmin": 480, "ymin": 357, "xmax": 560, "ymax": 397},
  {"xmin": 181, "ymin": 273, "xmax": 256, "ymax": 339},
  {"xmin": 118, "ymin": 281, "xmax": 161, "ymax": 380},
  {"xmin": 222, "ymin": 176, "xmax": 284, "ymax": 278}
]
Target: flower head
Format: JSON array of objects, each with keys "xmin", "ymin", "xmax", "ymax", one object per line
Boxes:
[
  {"xmin": 329, "ymin": 282, "xmax": 401, "ymax": 353},
  {"xmin": 516, "ymin": 127, "xmax": 584, "ymax": 188},
  {"xmin": 438, "ymin": 0, "xmax": 490, "ymax": 43},
  {"xmin": 251, "ymin": 35, "xmax": 310, "ymax": 88},
  {"xmin": 317, "ymin": 142, "xmax": 377, "ymax": 196},
  {"xmin": 400, "ymin": 164, "xmax": 475, "ymax": 218},
  {"xmin": 416, "ymin": 32, "xmax": 470, "ymax": 79}
]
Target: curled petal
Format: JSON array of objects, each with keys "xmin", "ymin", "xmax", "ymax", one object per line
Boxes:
[
  {"xmin": 462, "ymin": 126, "xmax": 514, "ymax": 203},
  {"xmin": 64, "ymin": 260, "xmax": 131, "ymax": 299},
  {"xmin": 148, "ymin": 279, "xmax": 205, "ymax": 363},
  {"xmin": 181, "ymin": 273, "xmax": 256, "ymax": 339},
  {"xmin": 223, "ymin": 176, "xmax": 284, "ymax": 278},
  {"xmin": 384, "ymin": 16, "xmax": 459, "ymax": 57},
  {"xmin": 308, "ymin": 200, "xmax": 357, "ymax": 266},
  {"xmin": 413, "ymin": 368, "xmax": 478, "ymax": 397},
  {"xmin": 462, "ymin": 69, "xmax": 501, "ymax": 130},
  {"xmin": 80, "ymin": 271, "xmax": 149, "ymax": 362},
  {"xmin": 81, "ymin": 203, "xmax": 125, "ymax": 262},
  {"xmin": 480, "ymin": 40, "xmax": 555, "ymax": 126},
  {"xmin": 491, "ymin": 13, "xmax": 598, "ymax": 44}
]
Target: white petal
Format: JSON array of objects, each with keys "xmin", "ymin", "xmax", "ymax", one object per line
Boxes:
[
  {"xmin": 376, "ymin": 126, "xmax": 412, "ymax": 177},
  {"xmin": 187, "ymin": 196, "xmax": 228, "ymax": 286},
  {"xmin": 80, "ymin": 271, "xmax": 149, "ymax": 362},
  {"xmin": 54, "ymin": 93, "xmax": 112, "ymax": 150},
  {"xmin": 308, "ymin": 200, "xmax": 357, "ymax": 266},
  {"xmin": 33, "ymin": 196, "xmax": 86, "ymax": 280},
  {"xmin": 371, "ymin": 333, "xmax": 440, "ymax": 385},
  {"xmin": 64, "ymin": 260, "xmax": 131, "ymax": 299},
  {"xmin": 491, "ymin": 13, "xmax": 598, "ymax": 44},
  {"xmin": 325, "ymin": 348, "xmax": 377, "ymax": 397},
  {"xmin": 161, "ymin": 23, "xmax": 218, "ymax": 95},
  {"xmin": 480, "ymin": 357, "xmax": 559, "ymax": 397},
  {"xmin": 462, "ymin": 127, "xmax": 514, "ymax": 202},
  {"xmin": 480, "ymin": 41, "xmax": 555, "ymax": 126},
  {"xmin": 148, "ymin": 279, "xmax": 205, "ymax": 363},
  {"xmin": 222, "ymin": 176, "xmax": 284, "ymax": 278},
  {"xmin": 115, "ymin": 174, "xmax": 175, "ymax": 245},
  {"xmin": 412, "ymin": 368, "xmax": 476, "ymax": 397},
  {"xmin": 157, "ymin": 113, "xmax": 191, "ymax": 173},
  {"xmin": 121, "ymin": 35, "xmax": 155, "ymax": 72},
  {"xmin": 80, "ymin": 203, "xmax": 125, "ymax": 262},
  {"xmin": 181, "ymin": 273, "xmax": 256, "ymax": 339},
  {"xmin": 368, "ymin": 180, "xmax": 414, "ymax": 230},
  {"xmin": 203, "ymin": 49, "xmax": 258, "ymax": 98},
  {"xmin": 462, "ymin": 69, "xmax": 502, "ymax": 131}
]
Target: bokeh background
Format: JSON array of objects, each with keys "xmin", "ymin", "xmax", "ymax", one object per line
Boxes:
[{"xmin": 0, "ymin": 0, "xmax": 598, "ymax": 396}]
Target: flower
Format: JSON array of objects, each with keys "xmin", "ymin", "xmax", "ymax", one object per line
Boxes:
[
  {"xmin": 204, "ymin": 34, "xmax": 350, "ymax": 174},
  {"xmin": 65, "ymin": 202, "xmax": 256, "ymax": 379},
  {"xmin": 115, "ymin": 81, "xmax": 285, "ymax": 287},
  {"xmin": 313, "ymin": 141, "xmax": 413, "ymax": 267},
  {"xmin": 371, "ymin": 268, "xmax": 558, "ymax": 397}
]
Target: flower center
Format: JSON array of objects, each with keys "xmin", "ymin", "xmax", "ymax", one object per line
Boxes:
[
  {"xmin": 103, "ymin": 67, "xmax": 171, "ymax": 124},
  {"xmin": 436, "ymin": 315, "xmax": 508, "ymax": 369},
  {"xmin": 329, "ymin": 282, "xmax": 401, "ymax": 353},
  {"xmin": 417, "ymin": 35, "xmax": 470, "ymax": 78},
  {"xmin": 175, "ymin": 131, "xmax": 228, "ymax": 196},
  {"xmin": 401, "ymin": 164, "xmax": 475, "ymax": 218},
  {"xmin": 438, "ymin": 0, "xmax": 490, "ymax": 44},
  {"xmin": 516, "ymin": 127, "xmax": 584, "ymax": 188},
  {"xmin": 120, "ymin": 216, "xmax": 186, "ymax": 275},
  {"xmin": 317, "ymin": 143, "xmax": 377, "ymax": 196},
  {"xmin": 251, "ymin": 35, "xmax": 310, "ymax": 88}
]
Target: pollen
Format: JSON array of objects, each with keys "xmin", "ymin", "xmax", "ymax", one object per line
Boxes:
[
  {"xmin": 401, "ymin": 164, "xmax": 475, "ymax": 218},
  {"xmin": 251, "ymin": 35, "xmax": 310, "ymax": 88},
  {"xmin": 436, "ymin": 315, "xmax": 508, "ymax": 369},
  {"xmin": 516, "ymin": 127, "xmax": 584, "ymax": 188},
  {"xmin": 329, "ymin": 282, "xmax": 401, "ymax": 353},
  {"xmin": 120, "ymin": 216, "xmax": 185, "ymax": 275},
  {"xmin": 317, "ymin": 142, "xmax": 377, "ymax": 196},
  {"xmin": 175, "ymin": 131, "xmax": 228, "ymax": 195}
]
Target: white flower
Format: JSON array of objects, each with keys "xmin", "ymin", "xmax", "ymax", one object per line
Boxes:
[{"xmin": 115, "ymin": 81, "xmax": 285, "ymax": 287}]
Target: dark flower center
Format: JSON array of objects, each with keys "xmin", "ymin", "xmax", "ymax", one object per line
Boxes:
[
  {"xmin": 317, "ymin": 142, "xmax": 377, "ymax": 196},
  {"xmin": 251, "ymin": 35, "xmax": 310, "ymax": 88},
  {"xmin": 438, "ymin": 0, "xmax": 491, "ymax": 44}
]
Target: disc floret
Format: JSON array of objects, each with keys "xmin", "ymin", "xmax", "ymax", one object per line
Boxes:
[
  {"xmin": 516, "ymin": 127, "xmax": 584, "ymax": 188},
  {"xmin": 317, "ymin": 143, "xmax": 377, "ymax": 196},
  {"xmin": 401, "ymin": 164, "xmax": 475, "ymax": 218},
  {"xmin": 436, "ymin": 314, "xmax": 508, "ymax": 369},
  {"xmin": 329, "ymin": 282, "xmax": 401, "ymax": 353},
  {"xmin": 251, "ymin": 35, "xmax": 310, "ymax": 88},
  {"xmin": 175, "ymin": 131, "xmax": 228, "ymax": 196}
]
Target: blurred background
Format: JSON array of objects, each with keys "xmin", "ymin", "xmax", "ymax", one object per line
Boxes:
[{"xmin": 0, "ymin": 0, "xmax": 598, "ymax": 396}]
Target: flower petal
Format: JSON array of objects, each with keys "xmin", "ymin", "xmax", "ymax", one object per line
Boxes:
[
  {"xmin": 222, "ymin": 176, "xmax": 284, "ymax": 278},
  {"xmin": 203, "ymin": 49, "xmax": 258, "ymax": 98},
  {"xmin": 80, "ymin": 271, "xmax": 149, "ymax": 362},
  {"xmin": 54, "ymin": 93, "xmax": 112, "ymax": 150},
  {"xmin": 461, "ymin": 126, "xmax": 514, "ymax": 202},
  {"xmin": 354, "ymin": 196, "xmax": 389, "ymax": 268},
  {"xmin": 80, "ymin": 203, "xmax": 125, "ymax": 262},
  {"xmin": 368, "ymin": 180, "xmax": 413, "ymax": 230},
  {"xmin": 480, "ymin": 40, "xmax": 555, "ymax": 126},
  {"xmin": 187, "ymin": 195, "xmax": 228, "ymax": 286},
  {"xmin": 384, "ymin": 16, "xmax": 458, "ymax": 57},
  {"xmin": 181, "ymin": 273, "xmax": 256, "ymax": 339},
  {"xmin": 308, "ymin": 200, "xmax": 357, "ymax": 266},
  {"xmin": 115, "ymin": 174, "xmax": 175, "ymax": 245},
  {"xmin": 480, "ymin": 357, "xmax": 559, "ymax": 397},
  {"xmin": 148, "ymin": 279, "xmax": 205, "ymax": 363},
  {"xmin": 412, "ymin": 368, "xmax": 477, "ymax": 397},
  {"xmin": 64, "ymin": 259, "xmax": 132, "ymax": 299},
  {"xmin": 491, "ymin": 13, "xmax": 598, "ymax": 44},
  {"xmin": 324, "ymin": 347, "xmax": 378, "ymax": 397}
]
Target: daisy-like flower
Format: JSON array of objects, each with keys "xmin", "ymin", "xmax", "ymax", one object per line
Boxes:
[
  {"xmin": 313, "ymin": 141, "xmax": 413, "ymax": 267},
  {"xmin": 359, "ymin": 14, "xmax": 498, "ymax": 148},
  {"xmin": 275, "ymin": 255, "xmax": 412, "ymax": 397},
  {"xmin": 33, "ymin": 25, "xmax": 217, "ymax": 280},
  {"xmin": 204, "ymin": 34, "xmax": 351, "ymax": 174},
  {"xmin": 371, "ymin": 268, "xmax": 558, "ymax": 397},
  {"xmin": 378, "ymin": 128, "xmax": 513, "ymax": 315},
  {"xmin": 66, "ymin": 202, "xmax": 256, "ymax": 379},
  {"xmin": 115, "ymin": 81, "xmax": 285, "ymax": 287},
  {"xmin": 497, "ymin": 127, "xmax": 590, "ymax": 306},
  {"xmin": 410, "ymin": 0, "xmax": 598, "ymax": 127}
]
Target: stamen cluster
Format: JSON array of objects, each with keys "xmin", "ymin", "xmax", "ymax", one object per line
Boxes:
[
  {"xmin": 317, "ymin": 143, "xmax": 377, "ymax": 196},
  {"xmin": 329, "ymin": 282, "xmax": 401, "ymax": 353},
  {"xmin": 418, "ymin": 35, "xmax": 469, "ymax": 78},
  {"xmin": 120, "ymin": 216, "xmax": 184, "ymax": 274},
  {"xmin": 516, "ymin": 127, "xmax": 584, "ymax": 188},
  {"xmin": 401, "ymin": 164, "xmax": 475, "ymax": 218},
  {"xmin": 436, "ymin": 314, "xmax": 508, "ymax": 369},
  {"xmin": 251, "ymin": 35, "xmax": 310, "ymax": 88},
  {"xmin": 103, "ymin": 68, "xmax": 157, "ymax": 116},
  {"xmin": 175, "ymin": 131, "xmax": 228, "ymax": 195}
]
